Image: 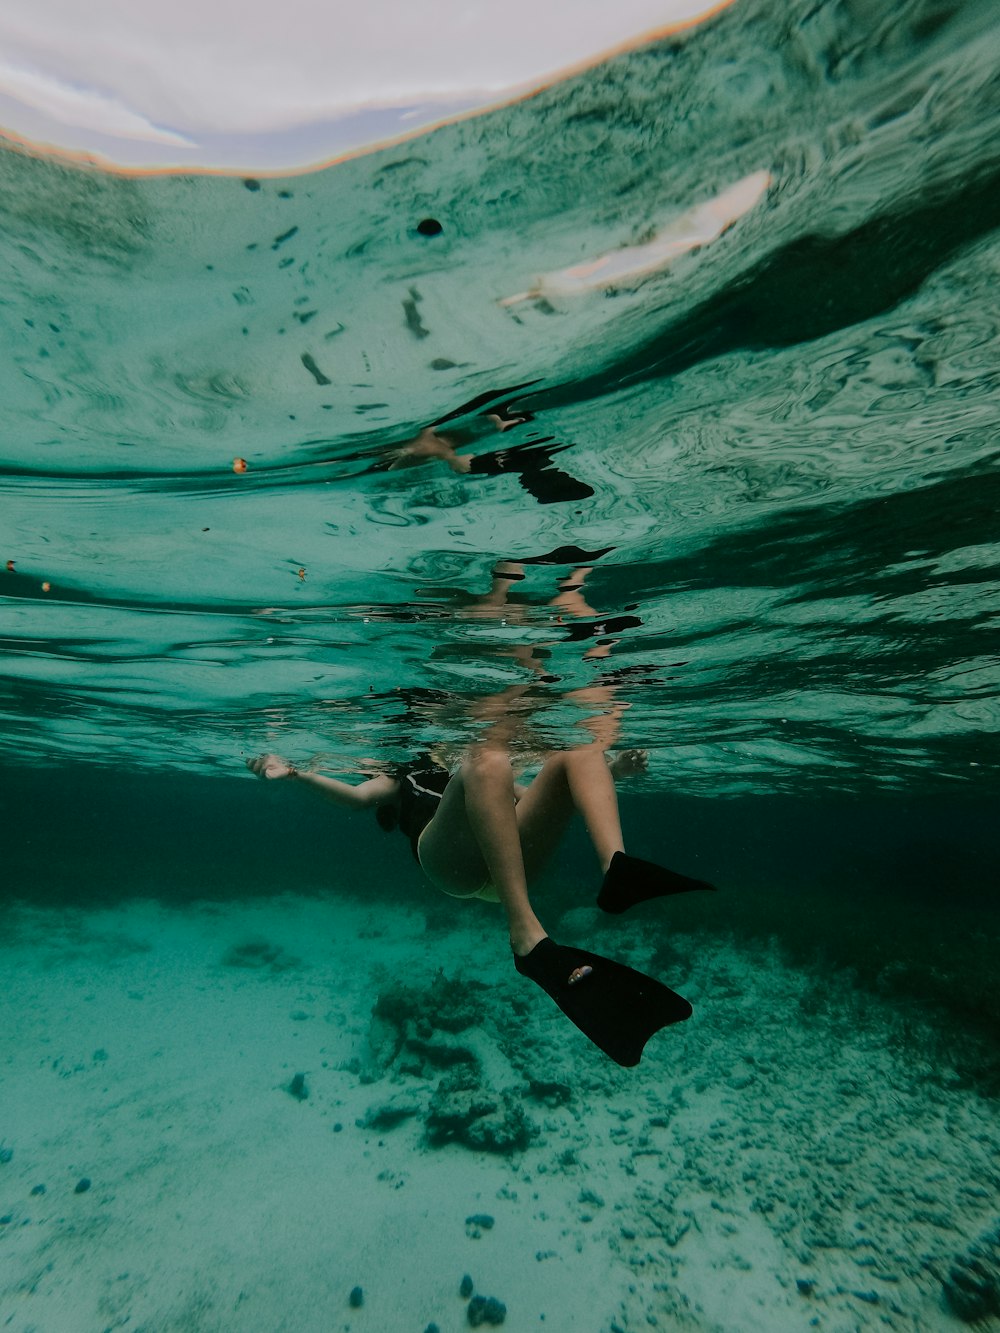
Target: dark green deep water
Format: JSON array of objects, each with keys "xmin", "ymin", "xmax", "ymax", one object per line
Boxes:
[
  {"xmin": 4, "ymin": 768, "xmax": 999, "ymax": 1072},
  {"xmin": 1, "ymin": 2, "xmax": 1000, "ymax": 1327}
]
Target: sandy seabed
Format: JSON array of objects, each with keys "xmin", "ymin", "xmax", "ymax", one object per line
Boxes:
[{"xmin": 1, "ymin": 890, "xmax": 997, "ymax": 1333}]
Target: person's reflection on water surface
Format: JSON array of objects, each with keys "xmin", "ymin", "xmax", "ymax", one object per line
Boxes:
[
  {"xmin": 460, "ymin": 559, "xmax": 644, "ymax": 673},
  {"xmin": 349, "ymin": 386, "xmax": 594, "ymax": 504},
  {"xmin": 248, "ymin": 610, "xmax": 716, "ymax": 1065}
]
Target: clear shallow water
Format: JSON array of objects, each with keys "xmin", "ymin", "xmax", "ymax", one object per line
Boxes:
[
  {"xmin": 2, "ymin": 5, "xmax": 1000, "ymax": 1328},
  {"xmin": 2, "ymin": 0, "xmax": 998, "ymax": 796}
]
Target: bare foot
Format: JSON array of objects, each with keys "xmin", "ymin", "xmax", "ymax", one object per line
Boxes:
[
  {"xmin": 486, "ymin": 411, "xmax": 528, "ymax": 432},
  {"xmin": 609, "ymin": 748, "xmax": 648, "ymax": 780}
]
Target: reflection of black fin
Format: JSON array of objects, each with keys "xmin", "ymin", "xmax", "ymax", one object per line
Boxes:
[
  {"xmin": 517, "ymin": 467, "xmax": 593, "ymax": 505},
  {"xmin": 467, "ymin": 438, "xmax": 593, "ymax": 506},
  {"xmin": 514, "ymin": 937, "xmax": 692, "ymax": 1067},
  {"xmin": 562, "ymin": 614, "xmax": 643, "ymax": 642},
  {"xmin": 598, "ymin": 851, "xmax": 718, "ymax": 914},
  {"xmin": 429, "ymin": 381, "xmax": 541, "ymax": 429},
  {"xmin": 521, "ymin": 545, "xmax": 615, "ymax": 565},
  {"xmin": 466, "ymin": 437, "xmax": 561, "ymax": 474}
]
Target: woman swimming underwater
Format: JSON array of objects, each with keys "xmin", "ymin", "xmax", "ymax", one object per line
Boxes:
[{"xmin": 247, "ymin": 739, "xmax": 716, "ymax": 1066}]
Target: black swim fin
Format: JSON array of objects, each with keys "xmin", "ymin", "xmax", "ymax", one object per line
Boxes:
[
  {"xmin": 514, "ymin": 937, "xmax": 692, "ymax": 1067},
  {"xmin": 598, "ymin": 851, "xmax": 717, "ymax": 914}
]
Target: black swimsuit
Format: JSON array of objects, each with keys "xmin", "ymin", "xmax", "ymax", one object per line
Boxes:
[{"xmin": 393, "ymin": 762, "xmax": 451, "ymax": 860}]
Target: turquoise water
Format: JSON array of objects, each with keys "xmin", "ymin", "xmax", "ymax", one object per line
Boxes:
[
  {"xmin": 2, "ymin": 0, "xmax": 1000, "ymax": 1329},
  {"xmin": 2, "ymin": 0, "xmax": 998, "ymax": 791}
]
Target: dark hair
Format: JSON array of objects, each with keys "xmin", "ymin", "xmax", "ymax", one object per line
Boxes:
[{"xmin": 375, "ymin": 802, "xmax": 397, "ymax": 833}]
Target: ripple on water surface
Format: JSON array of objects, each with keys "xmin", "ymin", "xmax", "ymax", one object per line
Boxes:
[{"xmin": 0, "ymin": 0, "xmax": 999, "ymax": 796}]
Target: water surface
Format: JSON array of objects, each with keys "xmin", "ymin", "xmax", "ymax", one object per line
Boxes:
[{"xmin": 2, "ymin": 0, "xmax": 997, "ymax": 796}]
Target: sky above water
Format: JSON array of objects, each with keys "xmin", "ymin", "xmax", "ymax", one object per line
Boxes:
[{"xmin": 0, "ymin": 0, "xmax": 726, "ymax": 167}]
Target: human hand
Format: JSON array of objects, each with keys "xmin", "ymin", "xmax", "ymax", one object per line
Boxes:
[
  {"xmin": 246, "ymin": 753, "xmax": 296, "ymax": 780},
  {"xmin": 608, "ymin": 748, "xmax": 648, "ymax": 780}
]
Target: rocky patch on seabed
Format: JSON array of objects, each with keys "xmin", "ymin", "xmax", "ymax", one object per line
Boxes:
[
  {"xmin": 944, "ymin": 1219, "xmax": 1000, "ymax": 1323},
  {"xmin": 343, "ymin": 926, "xmax": 1000, "ymax": 1330},
  {"xmin": 350, "ymin": 970, "xmax": 593, "ymax": 1154}
]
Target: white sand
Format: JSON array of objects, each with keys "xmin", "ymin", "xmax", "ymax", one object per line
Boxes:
[{"xmin": 1, "ymin": 892, "xmax": 996, "ymax": 1332}]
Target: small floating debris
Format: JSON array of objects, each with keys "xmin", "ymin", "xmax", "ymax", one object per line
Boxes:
[
  {"xmin": 232, "ymin": 457, "xmax": 248, "ymax": 473},
  {"xmin": 348, "ymin": 1285, "xmax": 364, "ymax": 1308},
  {"xmin": 74, "ymin": 1177, "xmax": 91, "ymax": 1194},
  {"xmin": 416, "ymin": 218, "xmax": 443, "ymax": 237},
  {"xmin": 288, "ymin": 1073, "xmax": 308, "ymax": 1101},
  {"xmin": 300, "ymin": 352, "xmax": 331, "ymax": 385},
  {"xmin": 272, "ymin": 225, "xmax": 299, "ymax": 250}
]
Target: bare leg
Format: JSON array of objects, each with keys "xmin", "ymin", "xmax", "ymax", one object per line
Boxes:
[
  {"xmin": 516, "ymin": 746, "xmax": 626, "ymax": 878},
  {"xmin": 420, "ymin": 744, "xmax": 641, "ymax": 915},
  {"xmin": 460, "ymin": 748, "xmax": 546, "ymax": 957},
  {"xmin": 517, "ymin": 745, "xmax": 715, "ymax": 912},
  {"xmin": 415, "ymin": 747, "xmax": 547, "ymax": 955},
  {"xmin": 418, "ymin": 744, "xmax": 632, "ymax": 963},
  {"xmin": 417, "ymin": 740, "xmax": 704, "ymax": 990}
]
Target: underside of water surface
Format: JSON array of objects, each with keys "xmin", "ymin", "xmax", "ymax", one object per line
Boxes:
[
  {"xmin": 1, "ymin": 0, "xmax": 997, "ymax": 795},
  {"xmin": 2, "ymin": 1, "xmax": 1000, "ymax": 1330}
]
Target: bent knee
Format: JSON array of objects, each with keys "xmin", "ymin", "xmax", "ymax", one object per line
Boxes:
[{"xmin": 462, "ymin": 748, "xmax": 513, "ymax": 783}]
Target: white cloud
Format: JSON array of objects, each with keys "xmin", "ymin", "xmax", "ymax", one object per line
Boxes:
[
  {"xmin": 0, "ymin": 57, "xmax": 194, "ymax": 145},
  {"xmin": 0, "ymin": 0, "xmax": 731, "ymax": 161}
]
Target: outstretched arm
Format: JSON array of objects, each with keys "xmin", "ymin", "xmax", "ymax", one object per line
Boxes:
[{"xmin": 246, "ymin": 754, "xmax": 398, "ymax": 810}]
